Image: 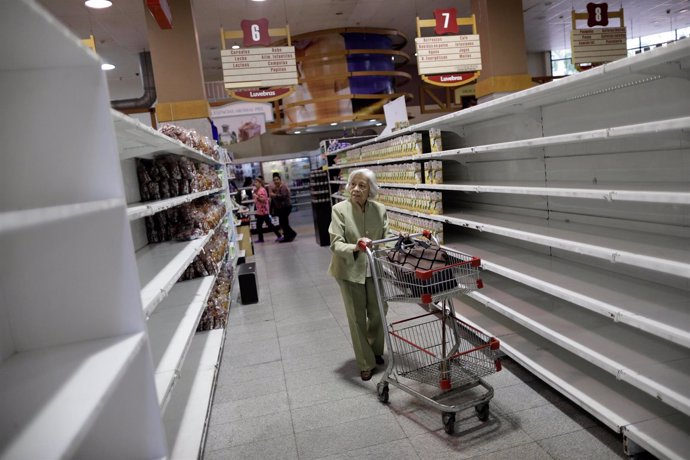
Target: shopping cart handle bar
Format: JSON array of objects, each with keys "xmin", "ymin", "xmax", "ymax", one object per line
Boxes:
[
  {"xmin": 370, "ymin": 230, "xmax": 433, "ymax": 247},
  {"xmin": 414, "ymin": 257, "xmax": 483, "ymax": 280}
]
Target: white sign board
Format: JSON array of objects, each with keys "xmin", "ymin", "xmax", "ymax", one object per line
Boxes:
[
  {"xmin": 571, "ymin": 27, "xmax": 627, "ymax": 64},
  {"xmin": 415, "ymin": 35, "xmax": 482, "ymax": 75},
  {"xmin": 221, "ymin": 46, "xmax": 298, "ymax": 89},
  {"xmin": 381, "ymin": 96, "xmax": 408, "ymax": 136}
]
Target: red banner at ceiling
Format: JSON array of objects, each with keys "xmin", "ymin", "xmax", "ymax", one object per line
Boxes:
[{"xmin": 146, "ymin": 0, "xmax": 172, "ymax": 29}]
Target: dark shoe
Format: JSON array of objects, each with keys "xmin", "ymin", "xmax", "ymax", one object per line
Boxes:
[
  {"xmin": 360, "ymin": 369, "xmax": 373, "ymax": 381},
  {"xmin": 255, "ymin": 240, "xmax": 264, "ymax": 243},
  {"xmin": 375, "ymin": 355, "xmax": 384, "ymax": 365},
  {"xmin": 275, "ymin": 236, "xmax": 284, "ymax": 242}
]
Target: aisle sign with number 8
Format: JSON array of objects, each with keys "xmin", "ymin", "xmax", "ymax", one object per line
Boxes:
[{"xmin": 586, "ymin": 2, "xmax": 609, "ymax": 27}]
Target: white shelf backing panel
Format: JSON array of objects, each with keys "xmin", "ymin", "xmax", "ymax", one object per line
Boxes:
[
  {"xmin": 149, "ymin": 276, "xmax": 217, "ymax": 409},
  {"xmin": 136, "ymin": 228, "xmax": 217, "ymax": 317},
  {"xmin": 0, "ymin": 333, "xmax": 165, "ymax": 459},
  {"xmin": 444, "ymin": 236, "xmax": 690, "ymax": 348},
  {"xmin": 1, "ymin": 2, "xmax": 124, "ymax": 212},
  {"xmin": 112, "ymin": 110, "xmax": 221, "ymax": 166},
  {"xmin": 466, "ymin": 276, "xmax": 690, "ymax": 417},
  {"xmin": 440, "ymin": 209, "xmax": 690, "ymax": 279},
  {"xmin": 449, "ymin": 296, "xmax": 690, "ymax": 460},
  {"xmin": 1, "ymin": 203, "xmax": 145, "ymax": 355},
  {"xmin": 164, "ymin": 329, "xmax": 225, "ymax": 460},
  {"xmin": 127, "ymin": 187, "xmax": 225, "ymax": 220}
]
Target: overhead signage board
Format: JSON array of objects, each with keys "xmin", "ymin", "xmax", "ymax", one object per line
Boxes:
[
  {"xmin": 416, "ymin": 35, "xmax": 482, "ymax": 75},
  {"xmin": 571, "ymin": 27, "xmax": 627, "ymax": 64},
  {"xmin": 220, "ymin": 19, "xmax": 297, "ymax": 102},
  {"xmin": 416, "ymin": 9, "xmax": 481, "ymax": 87},
  {"xmin": 570, "ymin": 3, "xmax": 627, "ymax": 68},
  {"xmin": 222, "ymin": 46, "xmax": 297, "ymax": 90}
]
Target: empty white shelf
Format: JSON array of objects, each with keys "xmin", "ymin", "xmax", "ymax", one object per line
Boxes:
[
  {"xmin": 136, "ymin": 230, "xmax": 216, "ymax": 316},
  {"xmin": 378, "ymin": 182, "xmax": 690, "ymax": 205},
  {"xmin": 445, "ymin": 237, "xmax": 690, "ymax": 348},
  {"xmin": 466, "ymin": 278, "xmax": 690, "ymax": 417},
  {"xmin": 112, "ymin": 110, "xmax": 221, "ymax": 166},
  {"xmin": 148, "ymin": 276, "xmax": 217, "ymax": 409},
  {"xmin": 127, "ymin": 188, "xmax": 224, "ymax": 220},
  {"xmin": 450, "ymin": 296, "xmax": 690, "ymax": 460},
  {"xmin": 0, "ymin": 198, "xmax": 124, "ymax": 234},
  {"xmin": 0, "ymin": 332, "xmax": 146, "ymax": 459},
  {"xmin": 441, "ymin": 209, "xmax": 690, "ymax": 278},
  {"xmin": 163, "ymin": 329, "xmax": 225, "ymax": 460}
]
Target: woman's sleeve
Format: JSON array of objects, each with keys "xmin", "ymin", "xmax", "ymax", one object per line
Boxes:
[{"xmin": 329, "ymin": 207, "xmax": 357, "ymax": 258}]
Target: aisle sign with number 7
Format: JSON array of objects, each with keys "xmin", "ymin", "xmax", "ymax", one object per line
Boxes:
[{"xmin": 434, "ymin": 8, "xmax": 459, "ymax": 35}]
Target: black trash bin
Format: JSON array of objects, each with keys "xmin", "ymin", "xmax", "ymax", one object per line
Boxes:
[{"xmin": 237, "ymin": 262, "xmax": 258, "ymax": 304}]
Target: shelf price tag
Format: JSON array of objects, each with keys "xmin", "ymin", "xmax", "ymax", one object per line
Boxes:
[{"xmin": 415, "ymin": 10, "xmax": 481, "ymax": 87}]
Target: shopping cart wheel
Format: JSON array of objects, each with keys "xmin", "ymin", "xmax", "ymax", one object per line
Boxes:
[
  {"xmin": 377, "ymin": 382, "xmax": 389, "ymax": 403},
  {"xmin": 475, "ymin": 403, "xmax": 490, "ymax": 422},
  {"xmin": 442, "ymin": 412, "xmax": 455, "ymax": 434}
]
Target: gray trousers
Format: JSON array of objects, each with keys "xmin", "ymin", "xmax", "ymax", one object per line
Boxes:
[{"xmin": 336, "ymin": 277, "xmax": 388, "ymax": 372}]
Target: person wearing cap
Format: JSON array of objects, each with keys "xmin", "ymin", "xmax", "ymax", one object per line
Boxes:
[{"xmin": 328, "ymin": 168, "xmax": 390, "ymax": 381}]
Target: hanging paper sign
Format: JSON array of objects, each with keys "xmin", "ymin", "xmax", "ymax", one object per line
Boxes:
[
  {"xmin": 230, "ymin": 87, "xmax": 295, "ymax": 102},
  {"xmin": 416, "ymin": 10, "xmax": 481, "ymax": 87},
  {"xmin": 220, "ymin": 19, "xmax": 297, "ymax": 100},
  {"xmin": 221, "ymin": 46, "xmax": 298, "ymax": 90},
  {"xmin": 571, "ymin": 27, "xmax": 626, "ymax": 64},
  {"xmin": 570, "ymin": 4, "xmax": 626, "ymax": 66},
  {"xmin": 416, "ymin": 35, "xmax": 481, "ymax": 75}
]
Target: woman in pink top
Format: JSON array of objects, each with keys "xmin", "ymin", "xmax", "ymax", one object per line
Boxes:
[{"xmin": 253, "ymin": 176, "xmax": 282, "ymax": 243}]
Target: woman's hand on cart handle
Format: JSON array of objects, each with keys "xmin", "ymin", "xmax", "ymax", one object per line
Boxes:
[{"xmin": 356, "ymin": 237, "xmax": 373, "ymax": 251}]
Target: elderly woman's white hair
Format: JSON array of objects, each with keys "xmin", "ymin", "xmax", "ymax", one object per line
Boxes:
[{"xmin": 347, "ymin": 168, "xmax": 380, "ymax": 199}]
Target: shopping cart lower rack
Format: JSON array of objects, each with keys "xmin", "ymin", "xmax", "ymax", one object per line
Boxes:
[{"xmin": 363, "ymin": 231, "xmax": 502, "ymax": 435}]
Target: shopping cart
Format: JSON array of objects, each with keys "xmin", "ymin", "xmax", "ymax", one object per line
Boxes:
[{"xmin": 361, "ymin": 231, "xmax": 502, "ymax": 434}]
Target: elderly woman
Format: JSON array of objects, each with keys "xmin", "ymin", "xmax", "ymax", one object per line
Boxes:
[{"xmin": 328, "ymin": 168, "xmax": 390, "ymax": 381}]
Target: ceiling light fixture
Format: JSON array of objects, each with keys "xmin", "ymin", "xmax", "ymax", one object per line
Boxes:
[
  {"xmin": 330, "ymin": 122, "xmax": 338, "ymax": 126},
  {"xmin": 375, "ymin": 123, "xmax": 383, "ymax": 126},
  {"xmin": 231, "ymin": 44, "xmax": 240, "ymax": 49},
  {"xmin": 369, "ymin": 119, "xmax": 376, "ymax": 122},
  {"xmin": 294, "ymin": 130, "xmax": 302, "ymax": 134},
  {"xmin": 101, "ymin": 63, "xmax": 115, "ymax": 70},
  {"xmin": 85, "ymin": 0, "xmax": 112, "ymax": 9}
]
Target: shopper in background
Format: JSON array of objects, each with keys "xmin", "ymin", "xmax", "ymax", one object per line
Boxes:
[
  {"xmin": 328, "ymin": 168, "xmax": 390, "ymax": 381},
  {"xmin": 253, "ymin": 176, "xmax": 282, "ymax": 243},
  {"xmin": 269, "ymin": 172, "xmax": 297, "ymax": 242}
]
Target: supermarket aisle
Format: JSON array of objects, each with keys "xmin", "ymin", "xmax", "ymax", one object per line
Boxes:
[{"xmin": 204, "ymin": 209, "xmax": 628, "ymax": 460}]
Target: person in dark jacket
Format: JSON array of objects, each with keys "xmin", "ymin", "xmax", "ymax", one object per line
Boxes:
[{"xmin": 269, "ymin": 172, "xmax": 297, "ymax": 242}]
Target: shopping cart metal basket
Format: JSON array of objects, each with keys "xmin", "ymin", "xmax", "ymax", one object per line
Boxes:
[{"xmin": 362, "ymin": 231, "xmax": 501, "ymax": 434}]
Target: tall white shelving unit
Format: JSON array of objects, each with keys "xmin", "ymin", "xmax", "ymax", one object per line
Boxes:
[
  {"xmin": 0, "ymin": 1, "xmax": 167, "ymax": 458},
  {"xmin": 1, "ymin": 2, "xmax": 239, "ymax": 458},
  {"xmin": 329, "ymin": 40, "xmax": 690, "ymax": 459}
]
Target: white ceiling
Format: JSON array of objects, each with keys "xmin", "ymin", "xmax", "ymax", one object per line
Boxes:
[{"xmin": 35, "ymin": 0, "xmax": 690, "ymax": 91}]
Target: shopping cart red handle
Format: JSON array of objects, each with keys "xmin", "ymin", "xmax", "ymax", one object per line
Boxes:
[{"xmin": 415, "ymin": 257, "xmax": 482, "ymax": 280}]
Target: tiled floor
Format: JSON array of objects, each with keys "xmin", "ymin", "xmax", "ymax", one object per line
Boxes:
[{"xmin": 204, "ymin": 209, "xmax": 629, "ymax": 459}]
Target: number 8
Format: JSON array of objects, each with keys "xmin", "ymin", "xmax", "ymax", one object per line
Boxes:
[{"xmin": 595, "ymin": 7, "xmax": 602, "ymax": 22}]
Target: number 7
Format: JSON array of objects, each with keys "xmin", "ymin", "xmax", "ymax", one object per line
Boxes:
[{"xmin": 442, "ymin": 12, "xmax": 450, "ymax": 28}]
